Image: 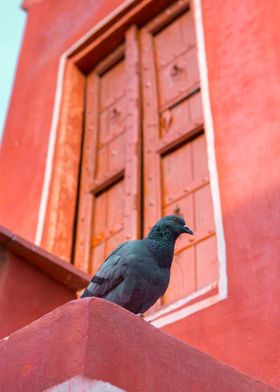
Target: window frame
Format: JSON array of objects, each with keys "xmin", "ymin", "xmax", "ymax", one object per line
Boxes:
[{"xmin": 37, "ymin": 0, "xmax": 227, "ymax": 327}]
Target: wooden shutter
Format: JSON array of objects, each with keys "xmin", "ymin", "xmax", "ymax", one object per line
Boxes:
[
  {"xmin": 74, "ymin": 27, "xmax": 141, "ymax": 273},
  {"xmin": 141, "ymin": 2, "xmax": 219, "ymax": 306},
  {"xmin": 74, "ymin": 2, "xmax": 218, "ymax": 311}
]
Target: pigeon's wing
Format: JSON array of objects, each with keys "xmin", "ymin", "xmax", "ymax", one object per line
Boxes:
[{"xmin": 81, "ymin": 242, "xmax": 129, "ymax": 298}]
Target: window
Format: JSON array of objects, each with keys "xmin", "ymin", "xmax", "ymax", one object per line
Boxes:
[{"xmin": 74, "ymin": 2, "xmax": 219, "ymax": 313}]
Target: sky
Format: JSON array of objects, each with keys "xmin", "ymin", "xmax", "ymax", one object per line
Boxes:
[{"xmin": 0, "ymin": 1, "xmax": 26, "ymax": 143}]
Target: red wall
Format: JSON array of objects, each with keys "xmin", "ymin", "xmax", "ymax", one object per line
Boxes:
[
  {"xmin": 0, "ymin": 0, "xmax": 280, "ymax": 389},
  {"xmin": 0, "ymin": 247, "xmax": 76, "ymax": 338}
]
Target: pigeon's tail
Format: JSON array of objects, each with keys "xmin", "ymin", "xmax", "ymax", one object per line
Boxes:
[{"xmin": 80, "ymin": 288, "xmax": 92, "ymax": 298}]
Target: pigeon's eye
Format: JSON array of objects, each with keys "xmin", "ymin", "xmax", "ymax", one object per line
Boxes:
[{"xmin": 173, "ymin": 217, "xmax": 177, "ymax": 222}]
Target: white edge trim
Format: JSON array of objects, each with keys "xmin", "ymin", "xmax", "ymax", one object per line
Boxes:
[
  {"xmin": 147, "ymin": 0, "xmax": 228, "ymax": 328},
  {"xmin": 194, "ymin": 0, "xmax": 228, "ymax": 300},
  {"xmin": 35, "ymin": 55, "xmax": 66, "ymax": 245},
  {"xmin": 152, "ymin": 294, "xmax": 221, "ymax": 328},
  {"xmin": 146, "ymin": 281, "xmax": 217, "ymax": 322},
  {"xmin": 45, "ymin": 376, "xmax": 125, "ymax": 392},
  {"xmin": 35, "ymin": 0, "xmax": 137, "ymax": 245}
]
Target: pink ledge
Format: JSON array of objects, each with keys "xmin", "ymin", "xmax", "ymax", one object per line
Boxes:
[{"xmin": 0, "ymin": 297, "xmax": 277, "ymax": 392}]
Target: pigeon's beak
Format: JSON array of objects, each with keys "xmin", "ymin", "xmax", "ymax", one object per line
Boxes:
[{"xmin": 183, "ymin": 225, "xmax": 193, "ymax": 235}]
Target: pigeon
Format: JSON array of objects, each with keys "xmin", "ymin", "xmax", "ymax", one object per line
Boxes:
[{"xmin": 80, "ymin": 215, "xmax": 193, "ymax": 314}]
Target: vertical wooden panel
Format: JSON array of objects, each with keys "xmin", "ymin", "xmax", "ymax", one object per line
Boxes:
[
  {"xmin": 107, "ymin": 96, "xmax": 126, "ymax": 138},
  {"xmin": 91, "ymin": 241, "xmax": 106, "ymax": 274},
  {"xmin": 194, "ymin": 185, "xmax": 215, "ymax": 235},
  {"xmin": 183, "ymin": 47, "xmax": 200, "ymax": 87},
  {"xmin": 96, "ymin": 146, "xmax": 108, "ymax": 180},
  {"xmin": 157, "ymin": 59, "xmax": 189, "ymax": 106},
  {"xmin": 189, "ymin": 92, "xmax": 203, "ymax": 122},
  {"xmin": 141, "ymin": 29, "xmax": 161, "ymax": 235},
  {"xmin": 100, "ymin": 60, "xmax": 125, "ymax": 110},
  {"xmin": 153, "ymin": 14, "xmax": 189, "ymax": 67},
  {"xmin": 99, "ymin": 111, "xmax": 110, "ymax": 146},
  {"xmin": 75, "ymin": 53, "xmax": 127, "ymax": 273},
  {"xmin": 75, "ymin": 29, "xmax": 141, "ymax": 275},
  {"xmin": 107, "ymin": 134, "xmax": 126, "ymax": 174},
  {"xmin": 123, "ymin": 26, "xmax": 141, "ymax": 241},
  {"xmin": 107, "ymin": 180, "xmax": 125, "ymax": 232},
  {"xmin": 91, "ymin": 55, "xmax": 127, "ymax": 273},
  {"xmin": 161, "ymin": 143, "xmax": 193, "ymax": 205},
  {"xmin": 153, "ymin": 7, "xmax": 199, "ymax": 108},
  {"xmin": 181, "ymin": 10, "xmax": 197, "ymax": 47},
  {"xmin": 192, "ymin": 133, "xmax": 209, "ymax": 181},
  {"xmin": 92, "ymin": 192, "xmax": 107, "ymax": 246},
  {"xmin": 74, "ymin": 73, "xmax": 99, "ymax": 271},
  {"xmin": 163, "ymin": 247, "xmax": 196, "ymax": 304},
  {"xmin": 196, "ymin": 236, "xmax": 219, "ymax": 290},
  {"xmin": 160, "ymin": 99, "xmax": 191, "ymax": 138},
  {"xmin": 96, "ymin": 58, "xmax": 126, "ymax": 181}
]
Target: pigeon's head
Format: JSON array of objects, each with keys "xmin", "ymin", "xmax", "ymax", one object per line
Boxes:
[
  {"xmin": 149, "ymin": 215, "xmax": 193, "ymax": 241},
  {"xmin": 161, "ymin": 215, "xmax": 193, "ymax": 236}
]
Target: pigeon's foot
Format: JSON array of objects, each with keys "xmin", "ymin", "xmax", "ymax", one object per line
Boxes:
[{"xmin": 137, "ymin": 314, "xmax": 152, "ymax": 323}]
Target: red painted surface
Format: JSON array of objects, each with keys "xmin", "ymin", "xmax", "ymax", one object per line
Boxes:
[
  {"xmin": 0, "ymin": 0, "xmax": 279, "ymax": 389},
  {"xmin": 0, "ymin": 226, "xmax": 90, "ymax": 339},
  {"xmin": 0, "ymin": 0, "xmax": 125, "ymax": 241},
  {"xmin": 0, "ymin": 249, "xmax": 73, "ymax": 339},
  {"xmin": 0, "ymin": 298, "xmax": 276, "ymax": 392}
]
